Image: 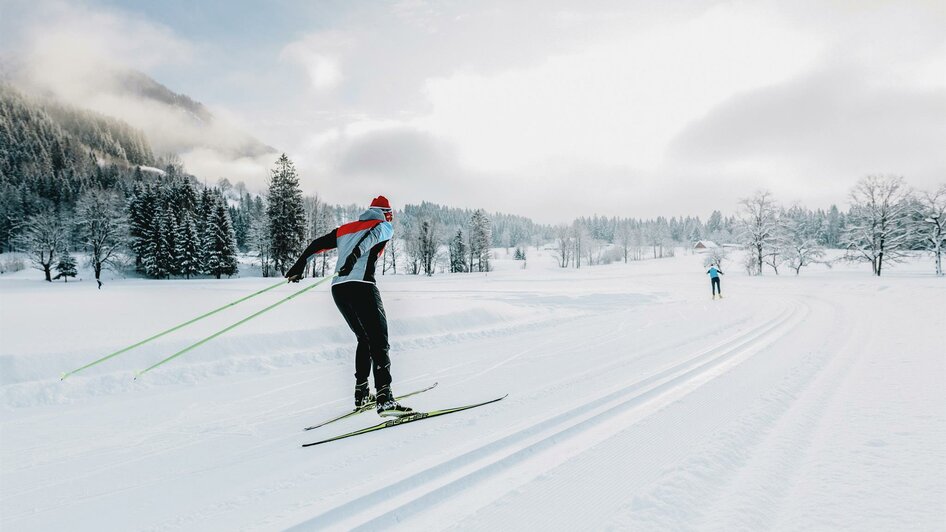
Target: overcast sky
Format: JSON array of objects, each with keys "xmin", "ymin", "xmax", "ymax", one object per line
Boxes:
[{"xmin": 2, "ymin": 0, "xmax": 944, "ymax": 223}]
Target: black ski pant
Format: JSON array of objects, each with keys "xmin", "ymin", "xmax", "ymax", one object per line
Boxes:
[
  {"xmin": 711, "ymin": 277, "xmax": 721, "ymax": 296},
  {"xmin": 332, "ymin": 282, "xmax": 393, "ymax": 399}
]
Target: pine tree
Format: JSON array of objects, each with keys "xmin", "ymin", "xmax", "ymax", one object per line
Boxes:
[
  {"xmin": 206, "ymin": 192, "xmax": 239, "ymax": 279},
  {"xmin": 266, "ymin": 154, "xmax": 306, "ymax": 274},
  {"xmin": 175, "ymin": 211, "xmax": 201, "ymax": 279},
  {"xmin": 449, "ymin": 228, "xmax": 467, "ymax": 273},
  {"xmin": 55, "ymin": 249, "xmax": 78, "ymax": 282},
  {"xmin": 469, "ymin": 209, "xmax": 491, "ymax": 272},
  {"xmin": 128, "ymin": 183, "xmax": 156, "ymax": 272},
  {"xmin": 145, "ymin": 204, "xmax": 174, "ymax": 279}
]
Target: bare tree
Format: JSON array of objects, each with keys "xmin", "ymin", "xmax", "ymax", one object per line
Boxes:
[
  {"xmin": 916, "ymin": 184, "xmax": 946, "ymax": 276},
  {"xmin": 738, "ymin": 191, "xmax": 779, "ymax": 275},
  {"xmin": 418, "ymin": 219, "xmax": 439, "ymax": 276},
  {"xmin": 248, "ymin": 212, "xmax": 272, "ymax": 277},
  {"xmin": 75, "ymin": 189, "xmax": 127, "ymax": 282},
  {"xmin": 555, "ymin": 224, "xmax": 572, "ymax": 268},
  {"xmin": 18, "ymin": 209, "xmax": 67, "ymax": 282},
  {"xmin": 617, "ymin": 221, "xmax": 633, "ymax": 263},
  {"xmin": 842, "ymin": 175, "xmax": 912, "ymax": 276},
  {"xmin": 303, "ymin": 195, "xmax": 334, "ymax": 278},
  {"xmin": 702, "ymin": 247, "xmax": 730, "ymax": 270},
  {"xmin": 782, "ymin": 205, "xmax": 825, "ymax": 275},
  {"xmin": 383, "ymin": 236, "xmax": 398, "ymax": 275}
]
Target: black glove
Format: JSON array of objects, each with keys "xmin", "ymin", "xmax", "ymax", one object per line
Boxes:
[
  {"xmin": 338, "ymin": 252, "xmax": 359, "ymax": 276},
  {"xmin": 285, "ymin": 262, "xmax": 304, "ymax": 282}
]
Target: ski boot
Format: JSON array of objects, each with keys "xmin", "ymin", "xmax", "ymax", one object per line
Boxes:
[
  {"xmin": 354, "ymin": 382, "xmax": 375, "ymax": 410},
  {"xmin": 375, "ymin": 387, "xmax": 413, "ymax": 417}
]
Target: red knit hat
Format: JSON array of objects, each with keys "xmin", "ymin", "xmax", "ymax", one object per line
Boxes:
[{"xmin": 370, "ymin": 196, "xmax": 391, "ymax": 210}]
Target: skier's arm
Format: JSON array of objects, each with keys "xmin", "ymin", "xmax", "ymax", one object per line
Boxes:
[
  {"xmin": 286, "ymin": 229, "xmax": 338, "ymax": 281},
  {"xmin": 338, "ymin": 221, "xmax": 393, "ymax": 275}
]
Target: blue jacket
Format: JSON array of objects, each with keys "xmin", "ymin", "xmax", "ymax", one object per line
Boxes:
[
  {"xmin": 707, "ymin": 267, "xmax": 723, "ymax": 279},
  {"xmin": 287, "ymin": 208, "xmax": 393, "ymax": 285}
]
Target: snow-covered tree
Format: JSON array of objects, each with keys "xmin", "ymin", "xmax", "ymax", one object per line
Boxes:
[
  {"xmin": 842, "ymin": 175, "xmax": 913, "ymax": 276},
  {"xmin": 54, "ymin": 249, "xmax": 78, "ymax": 282},
  {"xmin": 75, "ymin": 188, "xmax": 127, "ymax": 283},
  {"xmin": 702, "ymin": 247, "xmax": 729, "ymax": 270},
  {"xmin": 303, "ymin": 195, "xmax": 331, "ymax": 278},
  {"xmin": 145, "ymin": 205, "xmax": 175, "ymax": 279},
  {"xmin": 555, "ymin": 224, "xmax": 573, "ymax": 268},
  {"xmin": 382, "ymin": 232, "xmax": 398, "ymax": 275},
  {"xmin": 409, "ymin": 219, "xmax": 439, "ymax": 276},
  {"xmin": 127, "ymin": 183, "xmax": 156, "ymax": 272},
  {"xmin": 782, "ymin": 205, "xmax": 826, "ymax": 275},
  {"xmin": 205, "ymin": 193, "xmax": 239, "ymax": 279},
  {"xmin": 266, "ymin": 154, "xmax": 306, "ymax": 275},
  {"xmin": 449, "ymin": 228, "xmax": 467, "ymax": 273},
  {"xmin": 175, "ymin": 211, "xmax": 201, "ymax": 279},
  {"xmin": 738, "ymin": 191, "xmax": 779, "ymax": 275},
  {"xmin": 18, "ymin": 209, "xmax": 67, "ymax": 281},
  {"xmin": 915, "ymin": 184, "xmax": 946, "ymax": 276},
  {"xmin": 469, "ymin": 209, "xmax": 491, "ymax": 272}
]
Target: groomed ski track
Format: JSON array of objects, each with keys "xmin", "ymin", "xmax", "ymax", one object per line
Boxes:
[{"xmin": 1, "ymin": 253, "xmax": 943, "ymax": 530}]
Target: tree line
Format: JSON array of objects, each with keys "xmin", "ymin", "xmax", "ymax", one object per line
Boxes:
[
  {"xmin": 3, "ymin": 82, "xmax": 942, "ymax": 279},
  {"xmin": 737, "ymin": 175, "xmax": 945, "ymax": 276}
]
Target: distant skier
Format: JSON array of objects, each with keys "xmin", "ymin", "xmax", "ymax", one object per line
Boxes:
[
  {"xmin": 707, "ymin": 264, "xmax": 723, "ymax": 299},
  {"xmin": 285, "ymin": 196, "xmax": 413, "ymax": 417}
]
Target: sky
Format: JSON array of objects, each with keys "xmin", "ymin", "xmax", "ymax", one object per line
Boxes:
[{"xmin": 1, "ymin": 0, "xmax": 944, "ymax": 223}]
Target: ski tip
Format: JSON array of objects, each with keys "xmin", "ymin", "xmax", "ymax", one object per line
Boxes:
[{"xmin": 60, "ymin": 372, "xmax": 68, "ymax": 381}]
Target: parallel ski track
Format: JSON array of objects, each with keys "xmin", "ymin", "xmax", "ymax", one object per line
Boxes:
[{"xmin": 289, "ymin": 299, "xmax": 808, "ymax": 530}]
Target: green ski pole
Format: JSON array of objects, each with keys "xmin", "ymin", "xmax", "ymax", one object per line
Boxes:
[
  {"xmin": 134, "ymin": 274, "xmax": 337, "ymax": 379},
  {"xmin": 61, "ymin": 279, "xmax": 287, "ymax": 380}
]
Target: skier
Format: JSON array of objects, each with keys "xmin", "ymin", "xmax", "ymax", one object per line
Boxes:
[
  {"xmin": 285, "ymin": 196, "xmax": 413, "ymax": 417},
  {"xmin": 707, "ymin": 264, "xmax": 723, "ymax": 299}
]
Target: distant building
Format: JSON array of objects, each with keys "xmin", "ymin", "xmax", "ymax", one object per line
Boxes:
[{"xmin": 693, "ymin": 240, "xmax": 719, "ymax": 251}]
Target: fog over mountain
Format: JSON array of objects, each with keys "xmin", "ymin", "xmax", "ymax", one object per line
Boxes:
[{"xmin": 1, "ymin": 51, "xmax": 277, "ymax": 187}]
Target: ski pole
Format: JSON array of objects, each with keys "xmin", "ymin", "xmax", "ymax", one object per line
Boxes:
[
  {"xmin": 134, "ymin": 274, "xmax": 337, "ymax": 379},
  {"xmin": 61, "ymin": 279, "xmax": 287, "ymax": 380}
]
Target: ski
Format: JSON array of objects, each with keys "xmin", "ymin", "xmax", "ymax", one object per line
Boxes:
[
  {"xmin": 303, "ymin": 382, "xmax": 439, "ymax": 431},
  {"xmin": 302, "ymin": 394, "xmax": 507, "ymax": 447}
]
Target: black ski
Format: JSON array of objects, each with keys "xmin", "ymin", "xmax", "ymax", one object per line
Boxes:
[
  {"xmin": 303, "ymin": 382, "xmax": 439, "ymax": 431},
  {"xmin": 302, "ymin": 394, "xmax": 507, "ymax": 447}
]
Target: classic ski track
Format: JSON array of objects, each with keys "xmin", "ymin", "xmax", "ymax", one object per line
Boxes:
[
  {"xmin": 0, "ymin": 298, "xmax": 754, "ymax": 525},
  {"xmin": 0, "ymin": 303, "xmax": 637, "ymax": 514},
  {"xmin": 288, "ymin": 299, "xmax": 807, "ymax": 530},
  {"xmin": 686, "ymin": 295, "xmax": 859, "ymax": 530},
  {"xmin": 1, "ymin": 303, "xmax": 581, "ymax": 475},
  {"xmin": 471, "ymin": 295, "xmax": 845, "ymax": 531}
]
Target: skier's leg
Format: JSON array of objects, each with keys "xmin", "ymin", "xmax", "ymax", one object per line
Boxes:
[
  {"xmin": 332, "ymin": 284, "xmax": 372, "ymax": 385},
  {"xmin": 350, "ymin": 284, "xmax": 393, "ymax": 400}
]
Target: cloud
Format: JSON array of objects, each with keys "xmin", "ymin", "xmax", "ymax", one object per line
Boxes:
[
  {"xmin": 278, "ymin": 32, "xmax": 350, "ymax": 91},
  {"xmin": 4, "ymin": 0, "xmax": 276, "ymax": 188},
  {"xmin": 668, "ymin": 65, "xmax": 946, "ymax": 202},
  {"xmin": 11, "ymin": 0, "xmax": 193, "ymax": 99}
]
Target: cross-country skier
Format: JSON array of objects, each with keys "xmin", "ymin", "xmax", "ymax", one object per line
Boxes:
[
  {"xmin": 707, "ymin": 264, "xmax": 724, "ymax": 299},
  {"xmin": 285, "ymin": 196, "xmax": 413, "ymax": 417}
]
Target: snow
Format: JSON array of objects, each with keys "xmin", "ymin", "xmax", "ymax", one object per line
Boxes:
[{"xmin": 1, "ymin": 248, "xmax": 944, "ymax": 531}]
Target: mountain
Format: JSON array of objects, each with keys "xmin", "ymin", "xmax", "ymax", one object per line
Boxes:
[
  {"xmin": 110, "ymin": 69, "xmax": 275, "ymax": 159},
  {"xmin": 0, "ymin": 59, "xmax": 277, "ymax": 168}
]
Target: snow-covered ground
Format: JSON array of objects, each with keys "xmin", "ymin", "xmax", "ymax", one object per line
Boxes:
[{"xmin": 1, "ymin": 249, "xmax": 944, "ymax": 531}]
